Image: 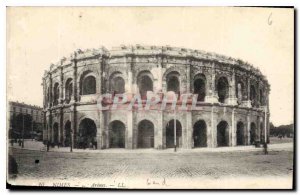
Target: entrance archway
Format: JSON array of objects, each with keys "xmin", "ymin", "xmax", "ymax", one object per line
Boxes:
[
  {"xmin": 64, "ymin": 121, "xmax": 71, "ymax": 147},
  {"xmin": 236, "ymin": 122, "xmax": 244, "ymax": 145},
  {"xmin": 217, "ymin": 121, "xmax": 229, "ymax": 147},
  {"xmin": 138, "ymin": 120, "xmax": 154, "ymax": 148},
  {"xmin": 53, "ymin": 122, "xmax": 59, "ymax": 145},
  {"xmin": 250, "ymin": 122, "xmax": 256, "ymax": 144},
  {"xmin": 78, "ymin": 118, "xmax": 97, "ymax": 149},
  {"xmin": 166, "ymin": 120, "xmax": 182, "ymax": 148},
  {"xmin": 193, "ymin": 120, "xmax": 207, "ymax": 147},
  {"xmin": 109, "ymin": 120, "xmax": 125, "ymax": 148}
]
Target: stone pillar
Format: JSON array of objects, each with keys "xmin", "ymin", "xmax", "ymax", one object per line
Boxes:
[
  {"xmin": 60, "ymin": 67, "xmax": 64, "ymax": 104},
  {"xmin": 247, "ymin": 114, "xmax": 251, "ymax": 145},
  {"xmin": 206, "ymin": 118, "xmax": 212, "ymax": 148},
  {"xmin": 242, "ymin": 76, "xmax": 252, "ymax": 107},
  {"xmin": 47, "ymin": 110, "xmax": 52, "ymax": 142},
  {"xmin": 185, "ymin": 111, "xmax": 193, "ymax": 149},
  {"xmin": 231, "ymin": 108, "xmax": 237, "ymax": 146},
  {"xmin": 154, "ymin": 111, "xmax": 163, "ymax": 149},
  {"xmin": 127, "ymin": 71, "xmax": 133, "ymax": 93},
  {"xmin": 49, "ymin": 73, "xmax": 53, "ymax": 107},
  {"xmin": 205, "ymin": 62, "xmax": 218, "ymax": 103},
  {"xmin": 227, "ymin": 69, "xmax": 238, "ymax": 105},
  {"xmin": 126, "ymin": 110, "xmax": 134, "ymax": 149},
  {"xmin": 95, "ymin": 109, "xmax": 102, "ymax": 150},
  {"xmin": 59, "ymin": 108, "xmax": 64, "ymax": 145},
  {"xmin": 98, "ymin": 110, "xmax": 106, "ymax": 149},
  {"xmin": 186, "ymin": 59, "xmax": 191, "ymax": 94},
  {"xmin": 71, "ymin": 52, "xmax": 78, "ymax": 103},
  {"xmin": 70, "ymin": 105, "xmax": 77, "ymax": 149},
  {"xmin": 210, "ymin": 106, "xmax": 217, "ymax": 147}
]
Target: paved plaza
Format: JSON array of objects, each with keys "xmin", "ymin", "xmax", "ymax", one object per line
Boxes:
[{"xmin": 7, "ymin": 140, "xmax": 294, "ymax": 188}]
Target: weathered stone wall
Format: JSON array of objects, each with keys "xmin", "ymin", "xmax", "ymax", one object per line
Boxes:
[{"xmin": 42, "ymin": 45, "xmax": 270, "ymax": 149}]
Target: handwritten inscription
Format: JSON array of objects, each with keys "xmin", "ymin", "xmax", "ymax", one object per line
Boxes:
[{"xmin": 146, "ymin": 178, "xmax": 169, "ymax": 187}]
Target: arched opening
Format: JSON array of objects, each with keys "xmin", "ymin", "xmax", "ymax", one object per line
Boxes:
[
  {"xmin": 236, "ymin": 121, "xmax": 244, "ymax": 145},
  {"xmin": 217, "ymin": 121, "xmax": 229, "ymax": 147},
  {"xmin": 65, "ymin": 78, "xmax": 73, "ymax": 103},
  {"xmin": 64, "ymin": 121, "xmax": 71, "ymax": 147},
  {"xmin": 53, "ymin": 83, "xmax": 60, "ymax": 105},
  {"xmin": 167, "ymin": 72, "xmax": 180, "ymax": 94},
  {"xmin": 109, "ymin": 120, "xmax": 125, "ymax": 148},
  {"xmin": 250, "ymin": 85, "xmax": 257, "ymax": 107},
  {"xmin": 80, "ymin": 72, "xmax": 96, "ymax": 95},
  {"xmin": 194, "ymin": 74, "xmax": 206, "ymax": 102},
  {"xmin": 137, "ymin": 71, "xmax": 153, "ymax": 100},
  {"xmin": 250, "ymin": 122, "xmax": 256, "ymax": 144},
  {"xmin": 193, "ymin": 120, "xmax": 207, "ymax": 147},
  {"xmin": 53, "ymin": 122, "xmax": 59, "ymax": 145},
  {"xmin": 78, "ymin": 118, "xmax": 97, "ymax": 149},
  {"xmin": 166, "ymin": 120, "xmax": 182, "ymax": 148},
  {"xmin": 138, "ymin": 120, "xmax": 154, "ymax": 148},
  {"xmin": 217, "ymin": 77, "xmax": 229, "ymax": 103},
  {"xmin": 111, "ymin": 76, "xmax": 125, "ymax": 94}
]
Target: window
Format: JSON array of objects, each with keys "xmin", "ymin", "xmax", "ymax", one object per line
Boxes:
[
  {"xmin": 217, "ymin": 77, "xmax": 229, "ymax": 103},
  {"xmin": 81, "ymin": 74, "xmax": 96, "ymax": 95}
]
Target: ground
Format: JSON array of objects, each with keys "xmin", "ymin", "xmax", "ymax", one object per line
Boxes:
[{"xmin": 7, "ymin": 140, "xmax": 294, "ymax": 189}]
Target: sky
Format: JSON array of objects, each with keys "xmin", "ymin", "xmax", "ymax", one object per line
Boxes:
[{"xmin": 7, "ymin": 7, "xmax": 294, "ymax": 126}]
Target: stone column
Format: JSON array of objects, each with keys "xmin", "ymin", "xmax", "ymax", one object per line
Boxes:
[
  {"xmin": 242, "ymin": 76, "xmax": 252, "ymax": 107},
  {"xmin": 185, "ymin": 111, "xmax": 193, "ymax": 149},
  {"xmin": 95, "ymin": 109, "xmax": 102, "ymax": 150},
  {"xmin": 205, "ymin": 62, "xmax": 218, "ymax": 103},
  {"xmin": 70, "ymin": 105, "xmax": 77, "ymax": 149},
  {"xmin": 186, "ymin": 59, "xmax": 191, "ymax": 94},
  {"xmin": 227, "ymin": 69, "xmax": 238, "ymax": 105},
  {"xmin": 60, "ymin": 67, "xmax": 64, "ymax": 104},
  {"xmin": 210, "ymin": 106, "xmax": 217, "ymax": 147},
  {"xmin": 247, "ymin": 114, "xmax": 251, "ymax": 145},
  {"xmin": 126, "ymin": 110, "xmax": 133, "ymax": 149},
  {"xmin": 49, "ymin": 73, "xmax": 53, "ymax": 107},
  {"xmin": 96, "ymin": 55, "xmax": 104, "ymax": 150},
  {"xmin": 47, "ymin": 110, "xmax": 52, "ymax": 142},
  {"xmin": 154, "ymin": 111, "xmax": 163, "ymax": 149},
  {"xmin": 71, "ymin": 52, "xmax": 78, "ymax": 103},
  {"xmin": 231, "ymin": 108, "xmax": 237, "ymax": 146}
]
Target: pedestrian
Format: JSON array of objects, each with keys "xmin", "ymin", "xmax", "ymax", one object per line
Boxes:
[
  {"xmin": 93, "ymin": 137, "xmax": 97, "ymax": 150},
  {"xmin": 47, "ymin": 141, "xmax": 50, "ymax": 152}
]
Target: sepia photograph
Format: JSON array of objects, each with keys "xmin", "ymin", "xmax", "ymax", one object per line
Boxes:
[{"xmin": 6, "ymin": 6, "xmax": 294, "ymax": 189}]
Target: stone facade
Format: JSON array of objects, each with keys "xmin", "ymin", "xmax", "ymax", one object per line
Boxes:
[
  {"xmin": 9, "ymin": 101, "xmax": 44, "ymax": 138},
  {"xmin": 42, "ymin": 45, "xmax": 270, "ymax": 149}
]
